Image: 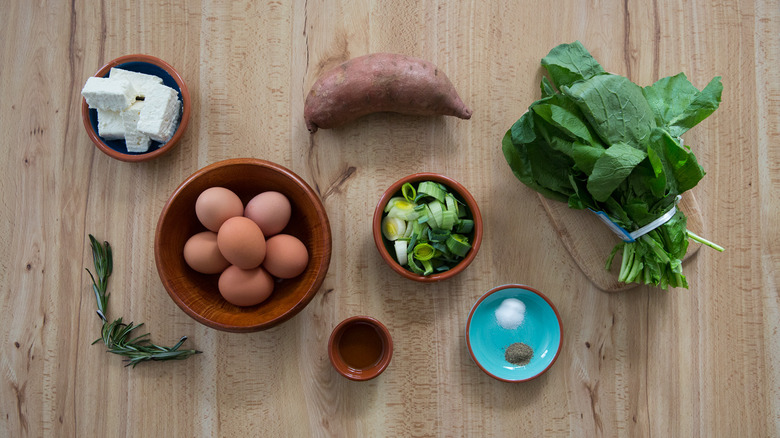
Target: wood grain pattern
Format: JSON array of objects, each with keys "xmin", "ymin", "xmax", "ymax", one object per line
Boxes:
[{"xmin": 0, "ymin": 0, "xmax": 778, "ymax": 437}]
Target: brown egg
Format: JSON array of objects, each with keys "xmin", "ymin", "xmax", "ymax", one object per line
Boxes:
[
  {"xmin": 195, "ymin": 187, "xmax": 244, "ymax": 232},
  {"xmin": 217, "ymin": 216, "xmax": 266, "ymax": 269},
  {"xmin": 182, "ymin": 231, "xmax": 230, "ymax": 274},
  {"xmin": 263, "ymin": 234, "xmax": 309, "ymax": 279},
  {"xmin": 218, "ymin": 265, "xmax": 274, "ymax": 306},
  {"xmin": 244, "ymin": 191, "xmax": 291, "ymax": 237}
]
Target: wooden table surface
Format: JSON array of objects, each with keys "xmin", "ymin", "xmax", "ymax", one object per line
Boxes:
[{"xmin": 2, "ymin": 1, "xmax": 778, "ymax": 436}]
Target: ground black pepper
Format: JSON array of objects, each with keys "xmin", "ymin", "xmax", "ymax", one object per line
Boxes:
[{"xmin": 504, "ymin": 342, "xmax": 533, "ymax": 366}]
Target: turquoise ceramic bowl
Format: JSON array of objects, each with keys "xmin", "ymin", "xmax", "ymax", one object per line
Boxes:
[{"xmin": 466, "ymin": 284, "xmax": 563, "ymax": 382}]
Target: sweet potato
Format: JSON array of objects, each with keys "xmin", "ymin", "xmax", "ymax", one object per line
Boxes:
[{"xmin": 304, "ymin": 53, "xmax": 472, "ymax": 133}]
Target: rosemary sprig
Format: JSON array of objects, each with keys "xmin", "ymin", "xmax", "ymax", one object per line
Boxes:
[{"xmin": 86, "ymin": 234, "xmax": 201, "ymax": 367}]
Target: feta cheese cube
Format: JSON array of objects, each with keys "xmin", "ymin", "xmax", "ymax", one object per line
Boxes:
[
  {"xmin": 122, "ymin": 101, "xmax": 152, "ymax": 153},
  {"xmin": 109, "ymin": 67, "xmax": 163, "ymax": 98},
  {"xmin": 96, "ymin": 109, "xmax": 125, "ymax": 140},
  {"xmin": 81, "ymin": 77, "xmax": 136, "ymax": 111},
  {"xmin": 136, "ymin": 83, "xmax": 181, "ymax": 143}
]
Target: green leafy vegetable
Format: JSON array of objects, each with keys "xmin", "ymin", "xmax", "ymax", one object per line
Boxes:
[
  {"xmin": 588, "ymin": 142, "xmax": 647, "ymax": 202},
  {"xmin": 502, "ymin": 41, "xmax": 724, "ymax": 289},
  {"xmin": 541, "ymin": 40, "xmax": 606, "ymax": 89},
  {"xmin": 643, "ymin": 72, "xmax": 724, "ymax": 137},
  {"xmin": 563, "ymin": 74, "xmax": 657, "ymax": 147}
]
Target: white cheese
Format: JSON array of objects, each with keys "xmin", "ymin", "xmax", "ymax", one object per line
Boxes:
[
  {"xmin": 81, "ymin": 77, "xmax": 136, "ymax": 111},
  {"xmin": 96, "ymin": 109, "xmax": 125, "ymax": 140},
  {"xmin": 109, "ymin": 67, "xmax": 163, "ymax": 98},
  {"xmin": 136, "ymin": 83, "xmax": 181, "ymax": 143},
  {"xmin": 121, "ymin": 101, "xmax": 152, "ymax": 153}
]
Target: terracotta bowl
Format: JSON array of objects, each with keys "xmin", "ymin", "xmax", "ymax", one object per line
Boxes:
[
  {"xmin": 328, "ymin": 316, "xmax": 393, "ymax": 381},
  {"xmin": 155, "ymin": 158, "xmax": 332, "ymax": 332},
  {"xmin": 81, "ymin": 54, "xmax": 191, "ymax": 162},
  {"xmin": 372, "ymin": 173, "xmax": 483, "ymax": 282}
]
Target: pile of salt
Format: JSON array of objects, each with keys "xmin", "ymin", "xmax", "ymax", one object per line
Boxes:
[{"xmin": 495, "ymin": 298, "xmax": 526, "ymax": 329}]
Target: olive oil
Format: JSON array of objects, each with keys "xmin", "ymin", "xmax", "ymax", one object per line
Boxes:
[{"xmin": 338, "ymin": 322, "xmax": 383, "ymax": 369}]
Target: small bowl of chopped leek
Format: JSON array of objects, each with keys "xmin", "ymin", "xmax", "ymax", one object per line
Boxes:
[{"xmin": 372, "ymin": 173, "xmax": 483, "ymax": 282}]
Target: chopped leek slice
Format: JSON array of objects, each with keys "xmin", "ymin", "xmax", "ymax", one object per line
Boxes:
[
  {"xmin": 445, "ymin": 194, "xmax": 458, "ymax": 215},
  {"xmin": 402, "ymin": 182, "xmax": 416, "ymax": 202},
  {"xmin": 407, "ymin": 253, "xmax": 424, "ymax": 274},
  {"xmin": 381, "ymin": 216, "xmax": 407, "ymax": 241},
  {"xmin": 420, "ymin": 259, "xmax": 434, "ymax": 275},
  {"xmin": 419, "ymin": 205, "xmax": 436, "ymax": 227},
  {"xmin": 431, "ymin": 241, "xmax": 450, "ymax": 255},
  {"xmin": 407, "ymin": 221, "xmax": 427, "ymax": 252},
  {"xmin": 384, "ymin": 197, "xmax": 406, "ymax": 213},
  {"xmin": 451, "ymin": 194, "xmax": 467, "ymax": 218},
  {"xmin": 446, "ymin": 234, "xmax": 471, "ymax": 257},
  {"xmin": 440, "ymin": 210, "xmax": 457, "ymax": 230},
  {"xmin": 417, "ymin": 181, "xmax": 446, "ymax": 203},
  {"xmin": 388, "ymin": 206, "xmax": 420, "ymax": 221},
  {"xmin": 413, "ymin": 243, "xmax": 436, "ymax": 261},
  {"xmin": 394, "ymin": 240, "xmax": 408, "ymax": 266},
  {"xmin": 427, "ymin": 228, "xmax": 449, "ymax": 242},
  {"xmin": 387, "ymin": 198, "xmax": 420, "ymax": 221},
  {"xmin": 455, "ymin": 219, "xmax": 473, "ymax": 233},
  {"xmin": 427, "ymin": 201, "xmax": 444, "ymax": 229},
  {"xmin": 402, "ymin": 220, "xmax": 415, "ymax": 238}
]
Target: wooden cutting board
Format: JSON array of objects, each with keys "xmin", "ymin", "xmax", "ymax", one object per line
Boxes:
[{"xmin": 539, "ymin": 193, "xmax": 704, "ymax": 292}]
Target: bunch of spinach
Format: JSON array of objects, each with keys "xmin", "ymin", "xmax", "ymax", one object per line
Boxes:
[{"xmin": 502, "ymin": 41, "xmax": 723, "ymax": 289}]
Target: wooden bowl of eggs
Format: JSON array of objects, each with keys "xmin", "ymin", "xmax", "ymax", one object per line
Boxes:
[{"xmin": 155, "ymin": 158, "xmax": 332, "ymax": 332}]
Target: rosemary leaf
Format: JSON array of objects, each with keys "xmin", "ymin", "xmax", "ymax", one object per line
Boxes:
[{"xmin": 86, "ymin": 235, "xmax": 201, "ymax": 367}]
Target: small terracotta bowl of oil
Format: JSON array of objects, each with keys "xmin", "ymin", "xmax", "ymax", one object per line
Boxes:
[{"xmin": 328, "ymin": 316, "xmax": 393, "ymax": 381}]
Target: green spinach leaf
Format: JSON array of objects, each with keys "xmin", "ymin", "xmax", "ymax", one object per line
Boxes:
[
  {"xmin": 563, "ymin": 74, "xmax": 657, "ymax": 147},
  {"xmin": 643, "ymin": 74, "xmax": 723, "ymax": 138},
  {"xmin": 587, "ymin": 142, "xmax": 647, "ymax": 202},
  {"xmin": 541, "ymin": 40, "xmax": 606, "ymax": 89}
]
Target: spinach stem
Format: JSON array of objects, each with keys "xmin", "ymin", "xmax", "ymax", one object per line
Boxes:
[{"xmin": 686, "ymin": 230, "xmax": 725, "ymax": 252}]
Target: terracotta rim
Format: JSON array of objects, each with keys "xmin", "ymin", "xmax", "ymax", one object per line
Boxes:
[
  {"xmin": 465, "ymin": 284, "xmax": 563, "ymax": 383},
  {"xmin": 372, "ymin": 173, "xmax": 483, "ymax": 283},
  {"xmin": 81, "ymin": 54, "xmax": 191, "ymax": 163},
  {"xmin": 154, "ymin": 158, "xmax": 332, "ymax": 332},
  {"xmin": 328, "ymin": 316, "xmax": 393, "ymax": 381}
]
